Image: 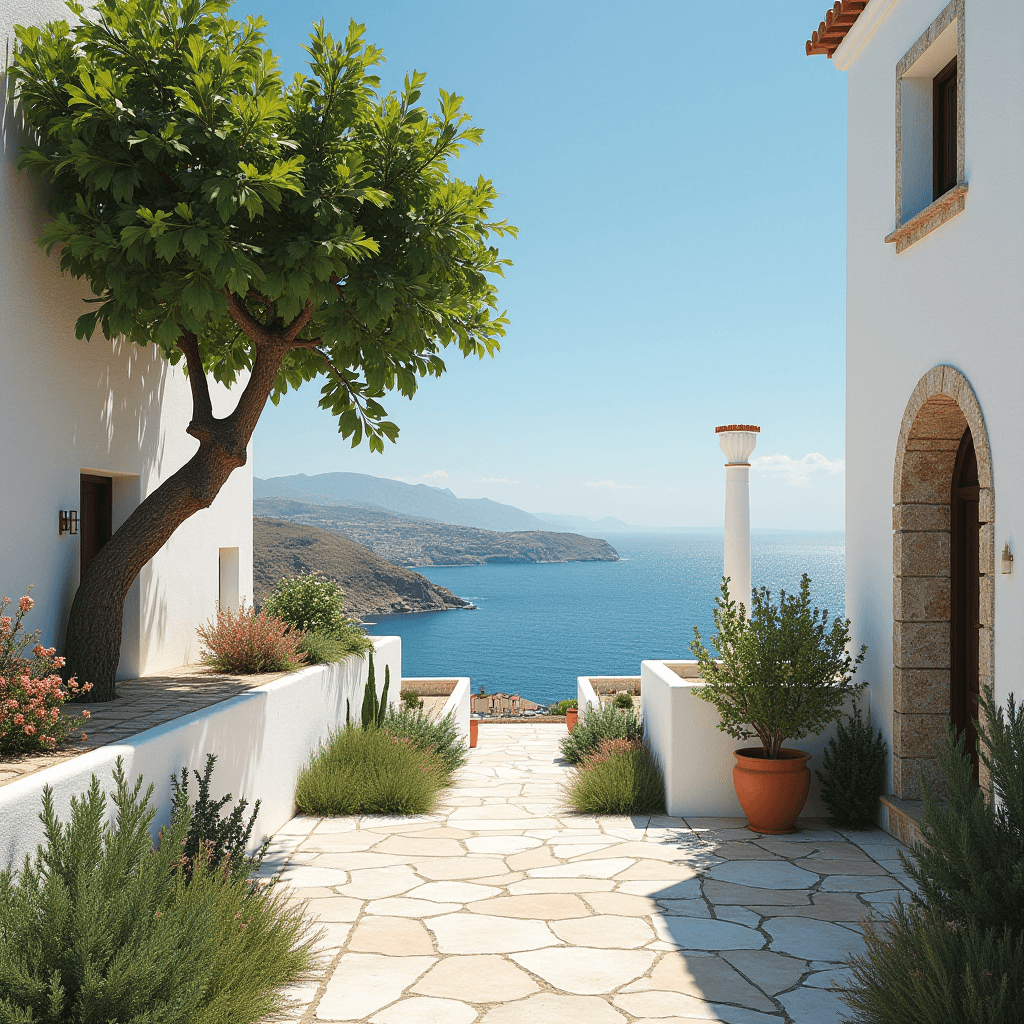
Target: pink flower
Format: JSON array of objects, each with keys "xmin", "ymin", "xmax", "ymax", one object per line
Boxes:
[
  {"xmin": 23, "ymin": 724, "xmax": 36, "ymax": 736},
  {"xmin": 13, "ymin": 714, "xmax": 24, "ymax": 726},
  {"xmin": 19, "ymin": 596, "xmax": 33, "ymax": 612},
  {"xmin": 81, "ymin": 710, "xmax": 91, "ymax": 719}
]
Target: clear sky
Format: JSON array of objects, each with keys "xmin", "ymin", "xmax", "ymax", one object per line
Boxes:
[{"xmin": 243, "ymin": 0, "xmax": 848, "ymax": 530}]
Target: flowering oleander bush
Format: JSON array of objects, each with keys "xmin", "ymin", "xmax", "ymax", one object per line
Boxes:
[
  {"xmin": 0, "ymin": 591, "xmax": 91, "ymax": 753},
  {"xmin": 0, "ymin": 760, "xmax": 313, "ymax": 1023},
  {"xmin": 262, "ymin": 574, "xmax": 372, "ymax": 663},
  {"xmin": 196, "ymin": 600, "xmax": 306, "ymax": 674},
  {"xmin": 565, "ymin": 738, "xmax": 665, "ymax": 815}
]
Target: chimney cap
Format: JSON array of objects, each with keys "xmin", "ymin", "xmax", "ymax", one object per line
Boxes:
[{"xmin": 715, "ymin": 424, "xmax": 761, "ymax": 434}]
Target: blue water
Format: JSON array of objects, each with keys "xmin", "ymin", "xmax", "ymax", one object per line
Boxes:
[{"xmin": 367, "ymin": 532, "xmax": 845, "ymax": 708}]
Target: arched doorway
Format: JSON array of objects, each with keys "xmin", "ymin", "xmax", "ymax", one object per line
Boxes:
[{"xmin": 892, "ymin": 367, "xmax": 993, "ymax": 799}]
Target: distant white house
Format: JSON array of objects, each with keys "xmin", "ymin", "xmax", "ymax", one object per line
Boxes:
[
  {"xmin": 0, "ymin": 0, "xmax": 253, "ymax": 680},
  {"xmin": 808, "ymin": 0, "xmax": 1018, "ymax": 826}
]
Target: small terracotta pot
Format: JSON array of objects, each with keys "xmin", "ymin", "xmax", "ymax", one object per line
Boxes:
[
  {"xmin": 565, "ymin": 708, "xmax": 578, "ymax": 732},
  {"xmin": 469, "ymin": 719, "xmax": 479, "ymax": 748},
  {"xmin": 732, "ymin": 748, "xmax": 811, "ymax": 834}
]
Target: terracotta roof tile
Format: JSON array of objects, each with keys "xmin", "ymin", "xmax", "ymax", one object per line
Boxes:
[{"xmin": 806, "ymin": 0, "xmax": 868, "ymax": 58}]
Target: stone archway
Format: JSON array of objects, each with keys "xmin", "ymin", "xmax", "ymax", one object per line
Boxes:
[{"xmin": 892, "ymin": 366, "xmax": 994, "ymax": 799}]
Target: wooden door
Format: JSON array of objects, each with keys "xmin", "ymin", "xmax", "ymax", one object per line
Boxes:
[
  {"xmin": 950, "ymin": 428, "xmax": 980, "ymax": 785},
  {"xmin": 80, "ymin": 474, "xmax": 113, "ymax": 578}
]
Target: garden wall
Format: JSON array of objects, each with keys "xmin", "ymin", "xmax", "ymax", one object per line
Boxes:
[
  {"xmin": 642, "ymin": 659, "xmax": 869, "ymax": 819},
  {"xmin": 0, "ymin": 637, "xmax": 400, "ymax": 868}
]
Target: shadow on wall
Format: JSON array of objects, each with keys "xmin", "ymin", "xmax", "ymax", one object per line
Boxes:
[{"xmin": 0, "ymin": 70, "xmax": 178, "ymax": 665}]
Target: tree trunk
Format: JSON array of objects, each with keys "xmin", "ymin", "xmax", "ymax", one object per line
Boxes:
[{"xmin": 63, "ymin": 325, "xmax": 295, "ymax": 701}]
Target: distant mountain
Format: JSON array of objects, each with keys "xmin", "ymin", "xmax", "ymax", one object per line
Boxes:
[
  {"xmin": 255, "ymin": 472, "xmax": 548, "ymax": 532},
  {"xmin": 533, "ymin": 512, "xmax": 640, "ymax": 533},
  {"xmin": 255, "ymin": 498, "xmax": 620, "ymax": 567},
  {"xmin": 254, "ymin": 518, "xmax": 471, "ymax": 618}
]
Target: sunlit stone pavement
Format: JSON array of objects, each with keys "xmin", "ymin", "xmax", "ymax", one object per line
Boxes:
[{"xmin": 263, "ymin": 724, "xmax": 915, "ymax": 1024}]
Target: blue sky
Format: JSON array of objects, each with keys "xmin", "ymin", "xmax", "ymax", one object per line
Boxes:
[{"xmin": 244, "ymin": 0, "xmax": 848, "ymax": 530}]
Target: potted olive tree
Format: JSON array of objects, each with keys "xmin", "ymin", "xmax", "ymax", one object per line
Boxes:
[{"xmin": 690, "ymin": 575, "xmax": 866, "ymax": 834}]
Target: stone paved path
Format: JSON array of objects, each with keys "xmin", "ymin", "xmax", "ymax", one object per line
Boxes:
[{"xmin": 264, "ymin": 724, "xmax": 914, "ymax": 1024}]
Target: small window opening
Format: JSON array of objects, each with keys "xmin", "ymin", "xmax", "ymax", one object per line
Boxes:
[{"xmin": 933, "ymin": 56, "xmax": 958, "ymax": 200}]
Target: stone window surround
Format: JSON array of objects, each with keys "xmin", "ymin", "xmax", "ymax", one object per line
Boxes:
[
  {"xmin": 892, "ymin": 365, "xmax": 993, "ymax": 800},
  {"xmin": 889, "ymin": 0, "xmax": 966, "ymax": 254}
]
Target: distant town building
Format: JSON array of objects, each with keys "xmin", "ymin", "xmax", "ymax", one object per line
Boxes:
[{"xmin": 471, "ymin": 692, "xmax": 541, "ymax": 716}]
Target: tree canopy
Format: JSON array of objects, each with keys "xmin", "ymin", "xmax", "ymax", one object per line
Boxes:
[{"xmin": 10, "ymin": 0, "xmax": 515, "ymax": 449}]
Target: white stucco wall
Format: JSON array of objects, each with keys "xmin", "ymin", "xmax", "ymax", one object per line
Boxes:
[
  {"xmin": 0, "ymin": 638, "xmax": 402, "ymax": 868},
  {"xmin": 0, "ymin": 0, "xmax": 253, "ymax": 678},
  {"xmin": 842, "ymin": 0, "xmax": 1024, "ymax": 786}
]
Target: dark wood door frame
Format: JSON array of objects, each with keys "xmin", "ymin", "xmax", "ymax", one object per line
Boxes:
[
  {"xmin": 80, "ymin": 474, "xmax": 113, "ymax": 579},
  {"xmin": 950, "ymin": 427, "xmax": 980, "ymax": 785}
]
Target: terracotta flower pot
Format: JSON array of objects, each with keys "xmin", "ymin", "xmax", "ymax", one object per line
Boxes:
[
  {"xmin": 469, "ymin": 719, "xmax": 479, "ymax": 748},
  {"xmin": 732, "ymin": 747, "xmax": 811, "ymax": 834},
  {"xmin": 565, "ymin": 708, "xmax": 578, "ymax": 732}
]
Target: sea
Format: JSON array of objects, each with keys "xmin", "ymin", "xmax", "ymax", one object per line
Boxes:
[{"xmin": 366, "ymin": 531, "xmax": 845, "ymax": 709}]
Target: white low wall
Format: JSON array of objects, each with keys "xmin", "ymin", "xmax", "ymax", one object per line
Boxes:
[
  {"xmin": 577, "ymin": 676, "xmax": 600, "ymax": 713},
  {"xmin": 403, "ymin": 676, "xmax": 471, "ymax": 741},
  {"xmin": 641, "ymin": 659, "xmax": 869, "ymax": 819},
  {"xmin": 0, "ymin": 637, "xmax": 400, "ymax": 868}
]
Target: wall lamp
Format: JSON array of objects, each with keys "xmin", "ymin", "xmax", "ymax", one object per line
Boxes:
[
  {"xmin": 1002, "ymin": 542, "xmax": 1014, "ymax": 575},
  {"xmin": 59, "ymin": 510, "xmax": 79, "ymax": 536}
]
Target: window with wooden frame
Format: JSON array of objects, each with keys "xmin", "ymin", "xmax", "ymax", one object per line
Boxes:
[{"xmin": 933, "ymin": 56, "xmax": 958, "ymax": 201}]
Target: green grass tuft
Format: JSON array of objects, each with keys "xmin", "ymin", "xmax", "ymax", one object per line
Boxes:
[
  {"xmin": 560, "ymin": 702, "xmax": 643, "ymax": 765},
  {"xmin": 566, "ymin": 742, "xmax": 665, "ymax": 815},
  {"xmin": 295, "ymin": 725, "xmax": 444, "ymax": 815},
  {"xmin": 383, "ymin": 704, "xmax": 467, "ymax": 781}
]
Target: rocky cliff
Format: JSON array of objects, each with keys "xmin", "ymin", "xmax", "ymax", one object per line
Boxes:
[{"xmin": 253, "ymin": 518, "xmax": 471, "ymax": 618}]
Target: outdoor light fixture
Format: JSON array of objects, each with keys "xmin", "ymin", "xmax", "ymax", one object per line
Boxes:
[
  {"xmin": 1002, "ymin": 542, "xmax": 1014, "ymax": 575},
  {"xmin": 59, "ymin": 510, "xmax": 79, "ymax": 536}
]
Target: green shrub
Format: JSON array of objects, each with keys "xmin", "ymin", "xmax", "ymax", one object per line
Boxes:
[
  {"xmin": 359, "ymin": 654, "xmax": 390, "ymax": 730},
  {"xmin": 690, "ymin": 575, "xmax": 866, "ymax": 758},
  {"xmin": 566, "ymin": 740, "xmax": 665, "ymax": 815},
  {"xmin": 384, "ymin": 704, "xmax": 467, "ymax": 780},
  {"xmin": 262, "ymin": 573, "xmax": 348, "ymax": 634},
  {"xmin": 170, "ymin": 754, "xmax": 266, "ymax": 883},
  {"xmin": 299, "ymin": 624, "xmax": 372, "ymax": 665},
  {"xmin": 902, "ymin": 687, "xmax": 1024, "ymax": 934},
  {"xmin": 295, "ymin": 726, "xmax": 444, "ymax": 815},
  {"xmin": 0, "ymin": 761, "xmax": 312, "ymax": 1024},
  {"xmin": 196, "ymin": 600, "xmax": 305, "ymax": 674},
  {"xmin": 843, "ymin": 903, "xmax": 1024, "ymax": 1024},
  {"xmin": 815, "ymin": 706, "xmax": 887, "ymax": 829},
  {"xmin": 614, "ymin": 691, "xmax": 634, "ymax": 709},
  {"xmin": 561, "ymin": 702, "xmax": 642, "ymax": 765},
  {"xmin": 401, "ymin": 690, "xmax": 422, "ymax": 709},
  {"xmin": 841, "ymin": 687, "xmax": 1024, "ymax": 1023}
]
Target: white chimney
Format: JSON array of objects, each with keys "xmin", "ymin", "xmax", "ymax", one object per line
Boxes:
[{"xmin": 716, "ymin": 424, "xmax": 760, "ymax": 613}]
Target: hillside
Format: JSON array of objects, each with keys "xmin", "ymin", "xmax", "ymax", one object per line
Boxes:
[
  {"xmin": 254, "ymin": 497, "xmax": 621, "ymax": 567},
  {"xmin": 253, "ymin": 518, "xmax": 471, "ymax": 618},
  {"xmin": 255, "ymin": 471, "xmax": 551, "ymax": 532}
]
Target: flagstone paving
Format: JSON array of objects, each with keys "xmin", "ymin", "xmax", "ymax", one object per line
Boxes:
[{"xmin": 264, "ymin": 724, "xmax": 915, "ymax": 1024}]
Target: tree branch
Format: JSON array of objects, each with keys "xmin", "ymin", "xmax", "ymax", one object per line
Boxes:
[
  {"xmin": 224, "ymin": 287, "xmax": 273, "ymax": 346},
  {"xmin": 177, "ymin": 329, "xmax": 215, "ymax": 441},
  {"xmin": 282, "ymin": 299, "xmax": 314, "ymax": 343}
]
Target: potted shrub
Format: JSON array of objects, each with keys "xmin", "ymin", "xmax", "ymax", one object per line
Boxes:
[{"xmin": 689, "ymin": 575, "xmax": 866, "ymax": 834}]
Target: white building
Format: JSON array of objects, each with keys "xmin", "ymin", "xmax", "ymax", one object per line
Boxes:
[
  {"xmin": 0, "ymin": 0, "xmax": 253, "ymax": 680},
  {"xmin": 808, "ymin": 0, "xmax": 1018, "ymax": 836}
]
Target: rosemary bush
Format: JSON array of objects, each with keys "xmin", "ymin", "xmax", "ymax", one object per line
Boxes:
[
  {"xmin": 0, "ymin": 761, "xmax": 312, "ymax": 1023},
  {"xmin": 384, "ymin": 703, "xmax": 467, "ymax": 780},
  {"xmin": 560, "ymin": 702, "xmax": 643, "ymax": 765},
  {"xmin": 170, "ymin": 753, "xmax": 266, "ymax": 883},
  {"xmin": 815, "ymin": 706, "xmax": 887, "ymax": 829}
]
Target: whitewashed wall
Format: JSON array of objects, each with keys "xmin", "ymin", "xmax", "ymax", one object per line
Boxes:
[
  {"xmin": 0, "ymin": 638, "xmax": 401, "ymax": 868},
  {"xmin": 0, "ymin": 0, "xmax": 252, "ymax": 678},
  {"xmin": 839, "ymin": 0, "xmax": 1024, "ymax": 786}
]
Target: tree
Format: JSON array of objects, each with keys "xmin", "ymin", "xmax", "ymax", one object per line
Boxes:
[{"xmin": 9, "ymin": 0, "xmax": 515, "ymax": 699}]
